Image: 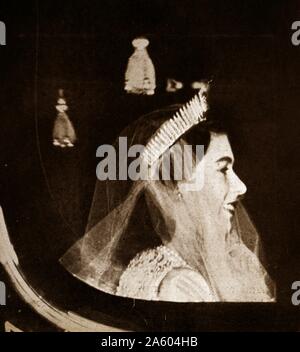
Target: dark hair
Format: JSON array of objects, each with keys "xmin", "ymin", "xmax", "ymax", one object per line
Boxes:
[
  {"xmin": 155, "ymin": 100, "xmax": 237, "ymax": 187},
  {"xmin": 183, "ymin": 102, "xmax": 236, "ymax": 153}
]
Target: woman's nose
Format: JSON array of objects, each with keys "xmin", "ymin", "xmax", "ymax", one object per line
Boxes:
[{"xmin": 230, "ymin": 171, "xmax": 247, "ymax": 199}]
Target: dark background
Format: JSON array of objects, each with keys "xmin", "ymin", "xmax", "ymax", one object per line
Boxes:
[{"xmin": 0, "ymin": 0, "xmax": 299, "ymax": 331}]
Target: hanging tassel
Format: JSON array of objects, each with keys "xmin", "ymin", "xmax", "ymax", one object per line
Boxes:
[
  {"xmin": 124, "ymin": 37, "xmax": 156, "ymax": 95},
  {"xmin": 52, "ymin": 89, "xmax": 76, "ymax": 148}
]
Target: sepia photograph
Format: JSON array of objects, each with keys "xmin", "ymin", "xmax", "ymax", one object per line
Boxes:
[{"xmin": 0, "ymin": 0, "xmax": 299, "ymax": 333}]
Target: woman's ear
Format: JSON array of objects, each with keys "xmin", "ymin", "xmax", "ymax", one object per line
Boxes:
[{"xmin": 178, "ymin": 155, "xmax": 206, "ymax": 193}]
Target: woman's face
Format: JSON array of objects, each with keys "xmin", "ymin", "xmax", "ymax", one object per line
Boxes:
[{"xmin": 180, "ymin": 132, "xmax": 247, "ymax": 232}]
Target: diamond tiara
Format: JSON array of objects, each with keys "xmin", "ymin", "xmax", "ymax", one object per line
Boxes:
[{"xmin": 142, "ymin": 82, "xmax": 210, "ymax": 166}]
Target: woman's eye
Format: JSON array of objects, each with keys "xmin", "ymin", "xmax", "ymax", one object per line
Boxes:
[{"xmin": 220, "ymin": 167, "xmax": 228, "ymax": 174}]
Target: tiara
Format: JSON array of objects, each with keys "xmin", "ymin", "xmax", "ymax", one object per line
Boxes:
[{"xmin": 142, "ymin": 82, "xmax": 210, "ymax": 166}]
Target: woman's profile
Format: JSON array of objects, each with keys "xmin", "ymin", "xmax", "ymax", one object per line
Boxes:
[{"xmin": 60, "ymin": 83, "xmax": 275, "ymax": 302}]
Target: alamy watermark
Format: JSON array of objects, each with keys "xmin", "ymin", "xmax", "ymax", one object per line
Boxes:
[
  {"xmin": 291, "ymin": 21, "xmax": 300, "ymax": 46},
  {"xmin": 291, "ymin": 281, "xmax": 300, "ymax": 305},
  {"xmin": 0, "ymin": 281, "xmax": 6, "ymax": 305},
  {"xmin": 96, "ymin": 137, "xmax": 205, "ymax": 191},
  {"xmin": 0, "ymin": 21, "xmax": 6, "ymax": 46}
]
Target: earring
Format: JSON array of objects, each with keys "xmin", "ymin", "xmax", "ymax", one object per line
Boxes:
[{"xmin": 176, "ymin": 188, "xmax": 183, "ymax": 200}]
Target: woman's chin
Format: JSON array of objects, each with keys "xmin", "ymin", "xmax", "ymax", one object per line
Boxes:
[{"xmin": 222, "ymin": 209, "xmax": 235, "ymax": 232}]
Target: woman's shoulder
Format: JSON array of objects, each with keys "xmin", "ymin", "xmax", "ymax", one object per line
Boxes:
[
  {"xmin": 116, "ymin": 245, "xmax": 216, "ymax": 302},
  {"xmin": 116, "ymin": 245, "xmax": 186, "ymax": 300},
  {"xmin": 158, "ymin": 267, "xmax": 216, "ymax": 302}
]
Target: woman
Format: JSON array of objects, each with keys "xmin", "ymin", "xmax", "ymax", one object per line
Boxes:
[{"xmin": 60, "ymin": 84, "xmax": 275, "ymax": 302}]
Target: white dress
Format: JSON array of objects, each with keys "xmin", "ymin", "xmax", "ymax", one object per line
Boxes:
[
  {"xmin": 116, "ymin": 245, "xmax": 217, "ymax": 302},
  {"xmin": 116, "ymin": 243, "xmax": 274, "ymax": 302}
]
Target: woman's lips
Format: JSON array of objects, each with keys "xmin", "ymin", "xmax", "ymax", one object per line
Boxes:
[{"xmin": 224, "ymin": 202, "xmax": 237, "ymax": 214}]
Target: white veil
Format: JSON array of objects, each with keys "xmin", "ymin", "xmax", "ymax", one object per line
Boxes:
[{"xmin": 60, "ymin": 104, "xmax": 275, "ymax": 302}]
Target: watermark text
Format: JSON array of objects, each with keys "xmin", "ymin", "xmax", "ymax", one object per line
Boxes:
[
  {"xmin": 291, "ymin": 21, "xmax": 300, "ymax": 46},
  {"xmin": 0, "ymin": 21, "xmax": 6, "ymax": 46},
  {"xmin": 96, "ymin": 138, "xmax": 205, "ymax": 191},
  {"xmin": 0, "ymin": 281, "xmax": 6, "ymax": 305}
]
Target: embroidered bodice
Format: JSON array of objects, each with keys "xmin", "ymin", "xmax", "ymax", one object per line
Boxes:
[{"xmin": 116, "ymin": 245, "xmax": 216, "ymax": 302}]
